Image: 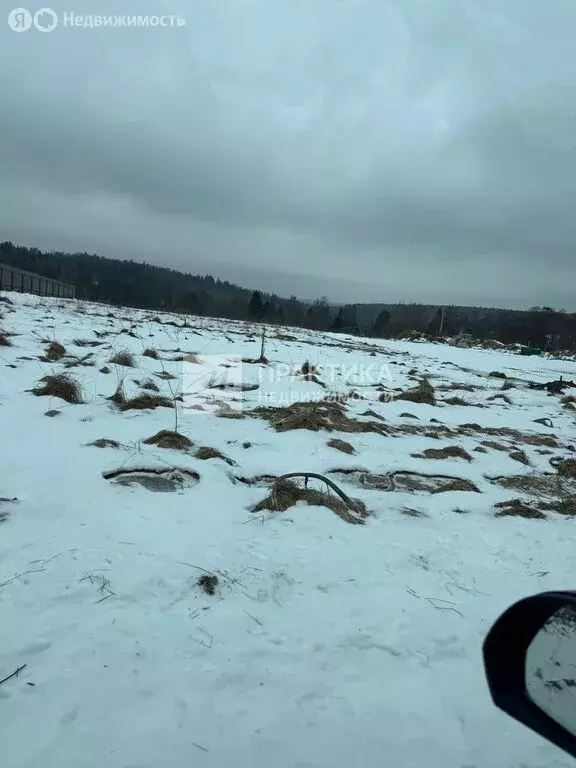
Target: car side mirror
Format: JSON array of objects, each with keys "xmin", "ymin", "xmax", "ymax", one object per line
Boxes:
[{"xmin": 484, "ymin": 591, "xmax": 576, "ymax": 759}]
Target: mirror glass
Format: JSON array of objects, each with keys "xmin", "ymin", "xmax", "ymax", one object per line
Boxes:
[{"xmin": 526, "ymin": 604, "xmax": 576, "ymax": 736}]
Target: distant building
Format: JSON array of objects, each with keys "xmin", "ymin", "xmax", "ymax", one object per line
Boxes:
[{"xmin": 0, "ymin": 262, "xmax": 76, "ymax": 298}]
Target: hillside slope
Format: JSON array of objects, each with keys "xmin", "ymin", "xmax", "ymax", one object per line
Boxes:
[{"xmin": 1, "ymin": 293, "xmax": 576, "ymax": 768}]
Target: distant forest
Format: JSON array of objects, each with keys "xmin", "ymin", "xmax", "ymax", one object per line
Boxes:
[{"xmin": 2, "ymin": 240, "xmax": 575, "ymax": 350}]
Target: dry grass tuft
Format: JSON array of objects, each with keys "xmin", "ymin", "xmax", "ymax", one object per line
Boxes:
[
  {"xmin": 402, "ymin": 507, "xmax": 428, "ymax": 518},
  {"xmin": 108, "ymin": 385, "xmax": 127, "ymax": 406},
  {"xmin": 488, "ymin": 393, "xmax": 512, "ymax": 405},
  {"xmin": 0, "ymin": 332, "xmax": 12, "ymax": 347},
  {"xmin": 495, "ymin": 499, "xmax": 546, "ymax": 519},
  {"xmin": 492, "ymin": 474, "xmax": 556, "ymax": 494},
  {"xmin": 431, "ymin": 478, "xmax": 480, "ymax": 493},
  {"xmin": 198, "ymin": 573, "xmax": 219, "ymax": 595},
  {"xmin": 99, "ymin": 366, "xmax": 111, "ymax": 374},
  {"xmin": 541, "ymin": 496, "xmax": 576, "ymax": 516},
  {"xmin": 32, "ymin": 374, "xmax": 83, "ymax": 404},
  {"xmin": 438, "ymin": 382, "xmax": 476, "ymax": 393},
  {"xmin": 140, "ymin": 378, "xmax": 160, "ymax": 392},
  {"xmin": 109, "ymin": 350, "xmax": 136, "ymax": 367},
  {"xmin": 73, "ymin": 338, "xmax": 101, "ymax": 348},
  {"xmin": 502, "ymin": 381, "xmax": 515, "ymax": 391},
  {"xmin": 481, "ymin": 440, "xmax": 509, "ymax": 452},
  {"xmin": 143, "ymin": 348, "xmax": 159, "ymax": 359},
  {"xmin": 395, "ymin": 378, "xmax": 436, "ymax": 406},
  {"xmin": 143, "ymin": 430, "xmax": 192, "ymax": 450},
  {"xmin": 301, "ymin": 360, "xmax": 317, "ymax": 376},
  {"xmin": 196, "ymin": 446, "xmax": 233, "ymax": 463},
  {"xmin": 44, "ymin": 409, "xmax": 61, "ymax": 417},
  {"xmin": 89, "ymin": 438, "xmax": 120, "ymax": 449},
  {"xmin": 489, "ymin": 371, "xmax": 507, "ymax": 379},
  {"xmin": 561, "ymin": 395, "xmax": 576, "ymax": 411},
  {"xmin": 155, "ymin": 371, "xmax": 177, "ymax": 381},
  {"xmin": 253, "ymin": 399, "xmax": 388, "ymax": 435},
  {"xmin": 44, "ymin": 341, "xmax": 66, "ymax": 361},
  {"xmin": 327, "ymin": 438, "xmax": 355, "ymax": 454},
  {"xmin": 252, "ymin": 478, "xmax": 367, "ymax": 525},
  {"xmin": 457, "ymin": 423, "xmax": 558, "ymax": 448},
  {"xmin": 509, "ymin": 450, "xmax": 530, "ymax": 466},
  {"xmin": 443, "ymin": 396, "xmax": 470, "ymax": 406},
  {"xmin": 557, "ymin": 459, "xmax": 576, "ymax": 478},
  {"xmin": 416, "ymin": 445, "xmax": 473, "ymax": 462},
  {"xmin": 120, "ymin": 394, "xmax": 173, "ymax": 411},
  {"xmin": 525, "ymin": 435, "xmax": 558, "ymax": 448}
]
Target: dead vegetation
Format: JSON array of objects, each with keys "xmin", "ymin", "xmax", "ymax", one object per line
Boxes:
[
  {"xmin": 140, "ymin": 378, "xmax": 160, "ymax": 392},
  {"xmin": 109, "ymin": 350, "xmax": 136, "ymax": 367},
  {"xmin": 402, "ymin": 507, "xmax": 428, "ymax": 518},
  {"xmin": 155, "ymin": 371, "xmax": 178, "ymax": 381},
  {"xmin": 198, "ymin": 573, "xmax": 219, "ymax": 596},
  {"xmin": 108, "ymin": 385, "xmax": 127, "ymax": 406},
  {"xmin": 253, "ymin": 400, "xmax": 388, "ymax": 435},
  {"xmin": 393, "ymin": 378, "xmax": 436, "ymax": 406},
  {"xmin": 489, "ymin": 473, "xmax": 576, "ymax": 517},
  {"xmin": 489, "ymin": 371, "xmax": 507, "ymax": 379},
  {"xmin": 32, "ymin": 374, "xmax": 83, "ymax": 404},
  {"xmin": 431, "ymin": 478, "xmax": 480, "ymax": 493},
  {"xmin": 457, "ymin": 423, "xmax": 558, "ymax": 448},
  {"xmin": 73, "ymin": 338, "xmax": 101, "ymax": 348},
  {"xmin": 252, "ymin": 476, "xmax": 368, "ymax": 525},
  {"xmin": 143, "ymin": 348, "xmax": 159, "ymax": 359},
  {"xmin": 99, "ymin": 366, "xmax": 111, "ymax": 374},
  {"xmin": 488, "ymin": 393, "xmax": 512, "ymax": 405},
  {"xmin": 557, "ymin": 459, "xmax": 576, "ymax": 478},
  {"xmin": 481, "ymin": 440, "xmax": 509, "ymax": 452},
  {"xmin": 414, "ymin": 446, "xmax": 473, "ymax": 462},
  {"xmin": 119, "ymin": 394, "xmax": 173, "ymax": 411},
  {"xmin": 509, "ymin": 450, "xmax": 530, "ymax": 466},
  {"xmin": 327, "ymin": 438, "xmax": 355, "ymax": 455},
  {"xmin": 195, "ymin": 446, "xmax": 233, "ymax": 463},
  {"xmin": 143, "ymin": 430, "xmax": 192, "ymax": 451},
  {"xmin": 0, "ymin": 332, "xmax": 12, "ymax": 347},
  {"xmin": 44, "ymin": 341, "xmax": 66, "ymax": 361},
  {"xmin": 442, "ymin": 396, "xmax": 470, "ymax": 406},
  {"xmin": 328, "ymin": 468, "xmax": 480, "ymax": 494},
  {"xmin": 495, "ymin": 499, "xmax": 546, "ymax": 519},
  {"xmin": 492, "ymin": 474, "xmax": 555, "ymax": 494},
  {"xmin": 89, "ymin": 438, "xmax": 120, "ymax": 449}
]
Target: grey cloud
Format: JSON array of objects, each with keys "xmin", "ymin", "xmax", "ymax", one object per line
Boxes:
[{"xmin": 0, "ymin": 0, "xmax": 575, "ymax": 307}]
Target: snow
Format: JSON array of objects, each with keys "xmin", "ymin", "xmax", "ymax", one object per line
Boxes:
[{"xmin": 1, "ymin": 293, "xmax": 576, "ymax": 768}]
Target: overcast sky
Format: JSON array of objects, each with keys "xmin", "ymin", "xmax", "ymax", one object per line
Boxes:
[{"xmin": 1, "ymin": 0, "xmax": 575, "ymax": 308}]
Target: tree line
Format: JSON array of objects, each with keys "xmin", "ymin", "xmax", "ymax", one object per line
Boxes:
[{"xmin": 1, "ymin": 240, "xmax": 575, "ymax": 349}]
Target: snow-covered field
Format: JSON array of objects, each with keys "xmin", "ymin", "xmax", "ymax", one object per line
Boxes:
[{"xmin": 1, "ymin": 292, "xmax": 576, "ymax": 768}]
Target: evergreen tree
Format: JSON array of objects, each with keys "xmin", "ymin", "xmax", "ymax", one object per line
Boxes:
[
  {"xmin": 373, "ymin": 309, "xmax": 390, "ymax": 337},
  {"xmin": 247, "ymin": 290, "xmax": 265, "ymax": 321}
]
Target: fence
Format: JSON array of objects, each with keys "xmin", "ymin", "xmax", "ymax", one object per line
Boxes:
[{"xmin": 0, "ymin": 263, "xmax": 77, "ymax": 299}]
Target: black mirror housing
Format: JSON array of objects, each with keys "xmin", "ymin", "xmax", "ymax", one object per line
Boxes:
[{"xmin": 484, "ymin": 591, "xmax": 576, "ymax": 759}]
